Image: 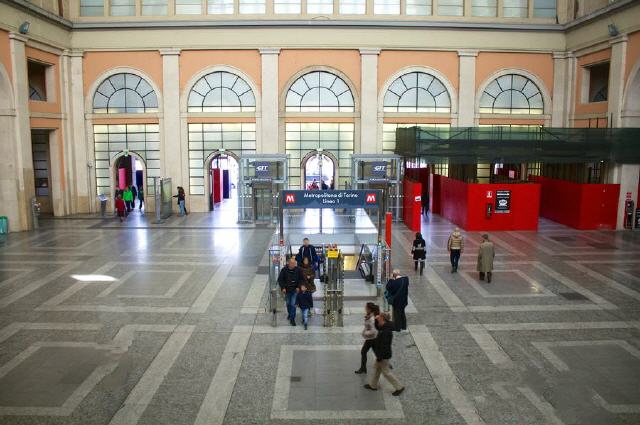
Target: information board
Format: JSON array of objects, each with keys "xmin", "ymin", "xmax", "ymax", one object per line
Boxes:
[
  {"xmin": 281, "ymin": 190, "xmax": 382, "ymax": 209},
  {"xmin": 495, "ymin": 190, "xmax": 511, "ymax": 213}
]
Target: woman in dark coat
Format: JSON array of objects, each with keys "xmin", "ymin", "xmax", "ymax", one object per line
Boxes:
[
  {"xmin": 299, "ymin": 257, "xmax": 316, "ymax": 293},
  {"xmin": 411, "ymin": 232, "xmax": 426, "ymax": 275}
]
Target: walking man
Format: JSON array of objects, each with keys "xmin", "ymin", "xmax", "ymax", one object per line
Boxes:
[
  {"xmin": 477, "ymin": 234, "xmax": 495, "ymax": 283},
  {"xmin": 277, "ymin": 257, "xmax": 303, "ymax": 326},
  {"xmin": 385, "ymin": 270, "xmax": 409, "ymax": 331},
  {"xmin": 296, "ymin": 238, "xmax": 318, "ymax": 271},
  {"xmin": 447, "ymin": 227, "xmax": 464, "ymax": 273},
  {"xmin": 364, "ymin": 313, "xmax": 405, "ymax": 396}
]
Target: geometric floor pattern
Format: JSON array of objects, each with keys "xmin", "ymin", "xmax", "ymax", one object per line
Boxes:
[{"xmin": 0, "ymin": 212, "xmax": 639, "ymax": 425}]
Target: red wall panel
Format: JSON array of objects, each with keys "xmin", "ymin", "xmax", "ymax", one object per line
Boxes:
[
  {"xmin": 430, "ymin": 174, "xmax": 442, "ymax": 214},
  {"xmin": 466, "ymin": 183, "xmax": 540, "ymax": 231},
  {"xmin": 439, "ymin": 177, "xmax": 468, "ymax": 229},
  {"xmin": 438, "ymin": 176, "xmax": 540, "ymax": 231},
  {"xmin": 402, "ymin": 179, "xmax": 422, "ymax": 232},
  {"xmin": 531, "ymin": 176, "xmax": 619, "ymax": 230},
  {"xmin": 212, "ymin": 168, "xmax": 223, "ymax": 203}
]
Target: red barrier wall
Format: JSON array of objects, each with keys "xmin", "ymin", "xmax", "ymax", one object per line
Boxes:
[
  {"xmin": 429, "ymin": 174, "xmax": 442, "ymax": 214},
  {"xmin": 405, "ymin": 167, "xmax": 430, "ymax": 211},
  {"xmin": 439, "ymin": 177, "xmax": 468, "ymax": 229},
  {"xmin": 402, "ymin": 178, "xmax": 422, "ymax": 232},
  {"xmin": 529, "ymin": 176, "xmax": 619, "ymax": 230},
  {"xmin": 212, "ymin": 168, "xmax": 223, "ymax": 203},
  {"xmin": 438, "ymin": 176, "xmax": 540, "ymax": 231}
]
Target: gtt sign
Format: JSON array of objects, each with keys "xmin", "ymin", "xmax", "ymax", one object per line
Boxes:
[{"xmin": 256, "ymin": 165, "xmax": 268, "ymax": 172}]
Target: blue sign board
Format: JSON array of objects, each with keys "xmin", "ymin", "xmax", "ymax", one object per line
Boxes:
[
  {"xmin": 254, "ymin": 161, "xmax": 271, "ymax": 181},
  {"xmin": 281, "ymin": 190, "xmax": 382, "ymax": 209},
  {"xmin": 369, "ymin": 161, "xmax": 388, "ymax": 181}
]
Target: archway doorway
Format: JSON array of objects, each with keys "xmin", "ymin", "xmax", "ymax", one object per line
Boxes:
[
  {"xmin": 113, "ymin": 153, "xmax": 145, "ymax": 213},
  {"xmin": 303, "ymin": 152, "xmax": 335, "ymax": 190},
  {"xmin": 623, "ymin": 65, "xmax": 640, "ymax": 126},
  {"xmin": 207, "ymin": 152, "xmax": 240, "ymax": 221}
]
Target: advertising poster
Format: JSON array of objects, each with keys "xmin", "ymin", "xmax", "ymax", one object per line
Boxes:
[{"xmin": 495, "ymin": 190, "xmax": 511, "ymax": 213}]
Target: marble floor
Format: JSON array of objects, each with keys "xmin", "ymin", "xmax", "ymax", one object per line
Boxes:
[{"xmin": 0, "ymin": 211, "xmax": 639, "ymax": 425}]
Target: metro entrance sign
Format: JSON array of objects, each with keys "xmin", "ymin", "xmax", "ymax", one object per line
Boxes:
[{"xmin": 281, "ymin": 190, "xmax": 382, "ymax": 209}]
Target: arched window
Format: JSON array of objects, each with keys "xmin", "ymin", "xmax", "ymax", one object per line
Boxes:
[
  {"xmin": 383, "ymin": 71, "xmax": 451, "ymax": 113},
  {"xmin": 187, "ymin": 71, "xmax": 256, "ymax": 112},
  {"xmin": 285, "ymin": 71, "xmax": 354, "ymax": 112},
  {"xmin": 479, "ymin": 74, "xmax": 544, "ymax": 114},
  {"xmin": 93, "ymin": 73, "xmax": 158, "ymax": 113}
]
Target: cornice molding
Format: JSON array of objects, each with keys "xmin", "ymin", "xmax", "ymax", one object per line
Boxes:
[{"xmin": 259, "ymin": 48, "xmax": 281, "ymax": 55}]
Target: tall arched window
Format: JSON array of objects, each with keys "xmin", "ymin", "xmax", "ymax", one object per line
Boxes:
[
  {"xmin": 285, "ymin": 71, "xmax": 354, "ymax": 112},
  {"xmin": 383, "ymin": 71, "xmax": 451, "ymax": 113},
  {"xmin": 92, "ymin": 73, "xmax": 158, "ymax": 113},
  {"xmin": 479, "ymin": 74, "xmax": 544, "ymax": 114},
  {"xmin": 187, "ymin": 71, "xmax": 256, "ymax": 112}
]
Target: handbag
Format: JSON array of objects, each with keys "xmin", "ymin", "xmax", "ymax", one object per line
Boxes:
[{"xmin": 384, "ymin": 289, "xmax": 395, "ymax": 304}]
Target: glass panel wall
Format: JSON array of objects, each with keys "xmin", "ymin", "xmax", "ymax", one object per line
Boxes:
[
  {"xmin": 307, "ymin": 0, "xmax": 333, "ymax": 14},
  {"xmin": 285, "ymin": 123, "xmax": 354, "ymax": 189},
  {"xmin": 80, "ymin": 0, "xmax": 105, "ymax": 16},
  {"xmin": 177, "ymin": 0, "xmax": 202, "ymax": 13},
  {"xmin": 187, "ymin": 123, "xmax": 256, "ymax": 195},
  {"xmin": 110, "ymin": 0, "xmax": 135, "ymax": 16},
  {"xmin": 374, "ymin": 0, "xmax": 400, "ymax": 14},
  {"xmin": 472, "ymin": 0, "xmax": 497, "ymax": 16},
  {"xmin": 503, "ymin": 0, "xmax": 527, "ymax": 17},
  {"xmin": 274, "ymin": 0, "xmax": 301, "ymax": 14},
  {"xmin": 438, "ymin": 0, "xmax": 463, "ymax": 16},
  {"xmin": 239, "ymin": 0, "xmax": 266, "ymax": 13},
  {"xmin": 406, "ymin": 0, "xmax": 432, "ymax": 15},
  {"xmin": 339, "ymin": 0, "xmax": 366, "ymax": 14},
  {"xmin": 141, "ymin": 0, "xmax": 168, "ymax": 15}
]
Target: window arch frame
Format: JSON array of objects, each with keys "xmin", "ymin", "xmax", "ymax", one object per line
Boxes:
[
  {"xmin": 284, "ymin": 69, "xmax": 356, "ymax": 113},
  {"xmin": 378, "ymin": 66, "xmax": 457, "ymax": 117},
  {"xmin": 181, "ymin": 65, "xmax": 261, "ymax": 115},
  {"xmin": 382, "ymin": 71, "xmax": 452, "ymax": 113},
  {"xmin": 477, "ymin": 70, "xmax": 548, "ymax": 116},
  {"xmin": 92, "ymin": 72, "xmax": 160, "ymax": 114},
  {"xmin": 187, "ymin": 70, "xmax": 257, "ymax": 113}
]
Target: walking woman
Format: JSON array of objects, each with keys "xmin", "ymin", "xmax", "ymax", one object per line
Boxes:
[
  {"xmin": 299, "ymin": 257, "xmax": 317, "ymax": 293},
  {"xmin": 355, "ymin": 302, "xmax": 380, "ymax": 374},
  {"xmin": 174, "ymin": 186, "xmax": 186, "ymax": 216},
  {"xmin": 411, "ymin": 232, "xmax": 426, "ymax": 275}
]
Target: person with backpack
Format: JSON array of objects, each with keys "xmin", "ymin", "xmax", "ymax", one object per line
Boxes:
[
  {"xmin": 385, "ymin": 269, "xmax": 409, "ymax": 332},
  {"xmin": 411, "ymin": 232, "xmax": 427, "ymax": 276}
]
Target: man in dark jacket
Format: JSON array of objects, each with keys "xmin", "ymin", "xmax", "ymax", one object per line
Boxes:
[
  {"xmin": 364, "ymin": 313, "xmax": 405, "ymax": 396},
  {"xmin": 296, "ymin": 238, "xmax": 318, "ymax": 270},
  {"xmin": 278, "ymin": 257, "xmax": 303, "ymax": 326},
  {"xmin": 385, "ymin": 269, "xmax": 409, "ymax": 331}
]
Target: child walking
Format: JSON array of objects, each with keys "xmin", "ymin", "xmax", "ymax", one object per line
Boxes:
[
  {"xmin": 115, "ymin": 194, "xmax": 126, "ymax": 223},
  {"xmin": 296, "ymin": 284, "xmax": 314, "ymax": 330}
]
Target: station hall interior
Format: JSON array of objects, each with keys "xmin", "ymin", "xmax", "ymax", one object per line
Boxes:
[{"xmin": 2, "ymin": 0, "xmax": 640, "ymax": 424}]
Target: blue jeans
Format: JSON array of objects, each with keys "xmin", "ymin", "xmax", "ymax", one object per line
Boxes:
[
  {"xmin": 450, "ymin": 250, "xmax": 461, "ymax": 269},
  {"xmin": 285, "ymin": 291, "xmax": 297, "ymax": 321},
  {"xmin": 301, "ymin": 308, "xmax": 310, "ymax": 326},
  {"xmin": 178, "ymin": 200, "xmax": 185, "ymax": 216}
]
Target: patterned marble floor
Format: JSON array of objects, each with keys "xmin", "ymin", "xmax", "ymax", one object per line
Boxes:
[{"xmin": 0, "ymin": 212, "xmax": 639, "ymax": 425}]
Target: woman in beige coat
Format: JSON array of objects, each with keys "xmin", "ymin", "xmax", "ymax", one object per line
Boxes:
[{"xmin": 477, "ymin": 234, "xmax": 495, "ymax": 283}]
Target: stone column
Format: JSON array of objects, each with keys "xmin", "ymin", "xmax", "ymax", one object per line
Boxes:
[
  {"xmin": 610, "ymin": 164, "xmax": 640, "ymax": 230},
  {"xmin": 551, "ymin": 51, "xmax": 574, "ymax": 127},
  {"xmin": 260, "ymin": 48, "xmax": 280, "ymax": 153},
  {"xmin": 160, "ymin": 48, "xmax": 182, "ymax": 199},
  {"xmin": 608, "ymin": 35, "xmax": 628, "ymax": 128},
  {"xmin": 359, "ymin": 48, "xmax": 380, "ymax": 154},
  {"xmin": 457, "ymin": 50, "xmax": 478, "ymax": 127},
  {"xmin": 9, "ymin": 33, "xmax": 34, "ymax": 231},
  {"xmin": 66, "ymin": 50, "xmax": 91, "ymax": 213}
]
